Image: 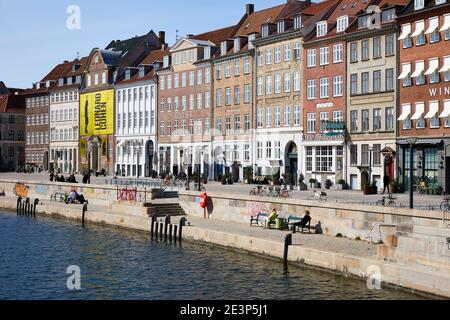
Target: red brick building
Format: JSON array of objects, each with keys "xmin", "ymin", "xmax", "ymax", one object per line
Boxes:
[{"xmin": 397, "ymin": 0, "xmax": 450, "ymax": 193}]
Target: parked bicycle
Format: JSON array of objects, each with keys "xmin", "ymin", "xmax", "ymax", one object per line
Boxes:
[
  {"xmin": 376, "ymin": 194, "xmax": 397, "ymax": 207},
  {"xmin": 441, "ymin": 192, "xmax": 450, "ymax": 212},
  {"xmin": 250, "ymin": 186, "xmax": 267, "ymax": 197},
  {"xmin": 280, "ymin": 187, "xmax": 291, "ymax": 199},
  {"xmin": 307, "ymin": 190, "xmax": 327, "ymax": 202}
]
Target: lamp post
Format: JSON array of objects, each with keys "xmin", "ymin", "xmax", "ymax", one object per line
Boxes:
[
  {"xmin": 406, "ymin": 138, "xmax": 418, "ymax": 209},
  {"xmin": 369, "ymin": 146, "xmax": 374, "ymax": 187},
  {"xmin": 87, "ymin": 141, "xmax": 92, "ymax": 184},
  {"xmin": 135, "ymin": 140, "xmax": 142, "ymax": 180}
]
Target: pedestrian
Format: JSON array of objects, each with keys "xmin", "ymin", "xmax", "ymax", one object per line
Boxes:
[{"xmin": 383, "ymin": 173, "xmax": 391, "ymax": 195}]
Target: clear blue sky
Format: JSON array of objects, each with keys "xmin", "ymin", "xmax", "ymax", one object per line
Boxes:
[{"xmin": 0, "ymin": 0, "xmax": 284, "ymax": 89}]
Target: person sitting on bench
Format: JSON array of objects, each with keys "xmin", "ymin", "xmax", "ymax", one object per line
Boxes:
[
  {"xmin": 291, "ymin": 210, "xmax": 312, "ymax": 233},
  {"xmin": 66, "ymin": 190, "xmax": 87, "ymax": 204},
  {"xmin": 266, "ymin": 209, "xmax": 278, "ymax": 228}
]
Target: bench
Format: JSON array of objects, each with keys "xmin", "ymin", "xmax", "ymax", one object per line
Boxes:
[
  {"xmin": 287, "ymin": 216, "xmax": 314, "ymax": 233},
  {"xmin": 50, "ymin": 192, "xmax": 67, "ymax": 202},
  {"xmin": 250, "ymin": 212, "xmax": 269, "ymax": 227}
]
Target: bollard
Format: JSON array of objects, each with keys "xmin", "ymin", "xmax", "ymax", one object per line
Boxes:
[
  {"xmin": 283, "ymin": 234, "xmax": 293, "ymax": 269},
  {"xmin": 159, "ymin": 222, "xmax": 164, "ymax": 241},
  {"xmin": 82, "ymin": 203, "xmax": 88, "ymax": 227},
  {"xmin": 25, "ymin": 198, "xmax": 31, "ymax": 216},
  {"xmin": 179, "ymin": 217, "xmax": 187, "ymax": 243},
  {"xmin": 16, "ymin": 197, "xmax": 22, "ymax": 215},
  {"xmin": 173, "ymin": 225, "xmax": 178, "ymax": 243},
  {"xmin": 150, "ymin": 215, "xmax": 157, "ymax": 240},
  {"xmin": 169, "ymin": 224, "xmax": 173, "ymax": 242},
  {"xmin": 164, "ymin": 216, "xmax": 171, "ymax": 242},
  {"xmin": 33, "ymin": 199, "xmax": 39, "ymax": 218}
]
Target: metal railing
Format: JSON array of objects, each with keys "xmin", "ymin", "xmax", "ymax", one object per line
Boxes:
[{"xmin": 106, "ymin": 178, "xmax": 187, "ymax": 192}]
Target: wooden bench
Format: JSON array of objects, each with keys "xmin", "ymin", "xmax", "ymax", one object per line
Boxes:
[
  {"xmin": 50, "ymin": 192, "xmax": 67, "ymax": 202},
  {"xmin": 250, "ymin": 212, "xmax": 269, "ymax": 227},
  {"xmin": 287, "ymin": 216, "xmax": 314, "ymax": 233}
]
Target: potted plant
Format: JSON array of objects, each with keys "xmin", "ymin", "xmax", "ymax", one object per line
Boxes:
[
  {"xmin": 297, "ymin": 173, "xmax": 307, "ymax": 191},
  {"xmin": 221, "ymin": 175, "xmax": 227, "ymax": 185},
  {"xmin": 324, "ymin": 179, "xmax": 333, "ymax": 190},
  {"xmin": 364, "ymin": 181, "xmax": 378, "ymax": 195},
  {"xmin": 335, "ymin": 179, "xmax": 347, "ymax": 190},
  {"xmin": 243, "ymin": 166, "xmax": 253, "ymax": 184}
]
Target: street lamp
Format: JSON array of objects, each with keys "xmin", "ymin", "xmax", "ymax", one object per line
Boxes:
[
  {"xmin": 406, "ymin": 137, "xmax": 418, "ymax": 209},
  {"xmin": 369, "ymin": 146, "xmax": 374, "ymax": 187},
  {"xmin": 87, "ymin": 141, "xmax": 92, "ymax": 184},
  {"xmin": 135, "ymin": 140, "xmax": 142, "ymax": 180}
]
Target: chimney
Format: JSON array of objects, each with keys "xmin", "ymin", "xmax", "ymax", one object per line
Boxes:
[
  {"xmin": 159, "ymin": 31, "xmax": 166, "ymax": 45},
  {"xmin": 246, "ymin": 4, "xmax": 254, "ymax": 15}
]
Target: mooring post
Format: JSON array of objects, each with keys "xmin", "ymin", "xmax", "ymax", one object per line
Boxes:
[
  {"xmin": 173, "ymin": 225, "xmax": 178, "ymax": 243},
  {"xmin": 169, "ymin": 224, "xmax": 173, "ymax": 242},
  {"xmin": 150, "ymin": 215, "xmax": 157, "ymax": 239},
  {"xmin": 159, "ymin": 222, "xmax": 164, "ymax": 241},
  {"xmin": 164, "ymin": 215, "xmax": 171, "ymax": 242},
  {"xmin": 33, "ymin": 199, "xmax": 39, "ymax": 218},
  {"xmin": 283, "ymin": 234, "xmax": 293, "ymax": 268},
  {"xmin": 179, "ymin": 217, "xmax": 187, "ymax": 242},
  {"xmin": 82, "ymin": 203, "xmax": 88, "ymax": 227},
  {"xmin": 16, "ymin": 197, "xmax": 22, "ymax": 215},
  {"xmin": 25, "ymin": 198, "xmax": 31, "ymax": 216}
]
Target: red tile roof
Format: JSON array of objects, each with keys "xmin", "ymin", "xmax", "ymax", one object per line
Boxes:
[
  {"xmin": 234, "ymin": 4, "xmax": 286, "ymax": 37},
  {"xmin": 0, "ymin": 82, "xmax": 25, "ymax": 113},
  {"xmin": 191, "ymin": 25, "xmax": 237, "ymax": 45}
]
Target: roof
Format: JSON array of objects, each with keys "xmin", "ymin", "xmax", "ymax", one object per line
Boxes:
[
  {"xmin": 234, "ymin": 4, "xmax": 286, "ymax": 37},
  {"xmin": 0, "ymin": 81, "xmax": 25, "ymax": 113},
  {"xmin": 191, "ymin": 25, "xmax": 237, "ymax": 45}
]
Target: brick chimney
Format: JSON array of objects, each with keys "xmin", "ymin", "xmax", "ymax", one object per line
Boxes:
[
  {"xmin": 246, "ymin": 4, "xmax": 254, "ymax": 15},
  {"xmin": 159, "ymin": 31, "xmax": 166, "ymax": 45}
]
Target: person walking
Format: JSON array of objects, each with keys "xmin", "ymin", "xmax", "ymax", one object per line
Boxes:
[{"xmin": 383, "ymin": 173, "xmax": 391, "ymax": 195}]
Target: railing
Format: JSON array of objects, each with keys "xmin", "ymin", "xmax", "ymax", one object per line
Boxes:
[
  {"xmin": 107, "ymin": 178, "xmax": 187, "ymax": 192},
  {"xmin": 339, "ymin": 200, "xmax": 443, "ymax": 212}
]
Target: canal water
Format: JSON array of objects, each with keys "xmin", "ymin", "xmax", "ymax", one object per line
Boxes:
[{"xmin": 0, "ymin": 211, "xmax": 425, "ymax": 300}]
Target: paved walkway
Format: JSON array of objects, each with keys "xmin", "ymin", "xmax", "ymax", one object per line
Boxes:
[
  {"xmin": 1, "ymin": 172, "xmax": 446, "ymax": 209},
  {"xmin": 186, "ymin": 216, "xmax": 378, "ymax": 258}
]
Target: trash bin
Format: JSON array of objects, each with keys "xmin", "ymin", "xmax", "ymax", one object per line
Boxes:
[{"xmin": 276, "ymin": 218, "xmax": 284, "ymax": 230}]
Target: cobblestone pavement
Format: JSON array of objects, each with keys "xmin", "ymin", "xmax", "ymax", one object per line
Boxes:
[
  {"xmin": 1, "ymin": 172, "xmax": 446, "ymax": 209},
  {"xmin": 187, "ymin": 216, "xmax": 378, "ymax": 258}
]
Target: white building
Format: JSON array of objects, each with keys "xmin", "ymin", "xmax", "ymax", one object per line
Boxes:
[
  {"xmin": 49, "ymin": 59, "xmax": 86, "ymax": 174},
  {"xmin": 114, "ymin": 50, "xmax": 163, "ymax": 178}
]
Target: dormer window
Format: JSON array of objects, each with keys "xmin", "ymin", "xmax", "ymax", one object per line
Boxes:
[
  {"xmin": 248, "ymin": 34, "xmax": 256, "ymax": 50},
  {"xmin": 139, "ymin": 66, "xmax": 145, "ymax": 78},
  {"xmin": 221, "ymin": 41, "xmax": 228, "ymax": 56},
  {"xmin": 262, "ymin": 25, "xmax": 269, "ymax": 38},
  {"xmin": 382, "ymin": 9, "xmax": 396, "ymax": 22},
  {"xmin": 58, "ymin": 78, "xmax": 64, "ymax": 86},
  {"xmin": 358, "ymin": 15, "xmax": 369, "ymax": 28},
  {"xmin": 294, "ymin": 16, "xmax": 302, "ymax": 30},
  {"xmin": 277, "ymin": 20, "xmax": 285, "ymax": 34},
  {"xmin": 414, "ymin": 0, "xmax": 424, "ymax": 10},
  {"xmin": 336, "ymin": 16, "xmax": 348, "ymax": 33},
  {"xmin": 36, "ymin": 83, "xmax": 40, "ymax": 90},
  {"xmin": 163, "ymin": 55, "xmax": 169, "ymax": 68},
  {"xmin": 234, "ymin": 38, "xmax": 241, "ymax": 53},
  {"xmin": 436, "ymin": 0, "xmax": 446, "ymax": 4},
  {"xmin": 316, "ymin": 21, "xmax": 327, "ymax": 37},
  {"xmin": 75, "ymin": 75, "xmax": 81, "ymax": 84},
  {"xmin": 67, "ymin": 77, "xmax": 73, "ymax": 85},
  {"xmin": 125, "ymin": 69, "xmax": 131, "ymax": 81},
  {"xmin": 204, "ymin": 46, "xmax": 211, "ymax": 60}
]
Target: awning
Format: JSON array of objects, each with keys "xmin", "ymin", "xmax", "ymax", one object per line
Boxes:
[
  {"xmin": 411, "ymin": 61, "xmax": 425, "ymax": 78},
  {"xmin": 425, "ymin": 101, "xmax": 439, "ymax": 118},
  {"xmin": 411, "ymin": 103, "xmax": 425, "ymax": 120},
  {"xmin": 411, "ymin": 21, "xmax": 425, "ymax": 37},
  {"xmin": 398, "ymin": 24, "xmax": 412, "ymax": 40},
  {"xmin": 398, "ymin": 63, "xmax": 411, "ymax": 80},
  {"xmin": 397, "ymin": 139, "xmax": 443, "ymax": 146},
  {"xmin": 440, "ymin": 15, "xmax": 450, "ymax": 32},
  {"xmin": 398, "ymin": 104, "xmax": 411, "ymax": 121},
  {"xmin": 425, "ymin": 17, "xmax": 439, "ymax": 34},
  {"xmin": 440, "ymin": 101, "xmax": 450, "ymax": 118},
  {"xmin": 440, "ymin": 56, "xmax": 450, "ymax": 73},
  {"xmin": 425, "ymin": 59, "xmax": 439, "ymax": 75}
]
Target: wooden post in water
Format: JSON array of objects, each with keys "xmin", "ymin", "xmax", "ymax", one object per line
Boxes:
[
  {"xmin": 82, "ymin": 204, "xmax": 88, "ymax": 227},
  {"xmin": 283, "ymin": 234, "xmax": 293, "ymax": 269},
  {"xmin": 17, "ymin": 197, "xmax": 22, "ymax": 215}
]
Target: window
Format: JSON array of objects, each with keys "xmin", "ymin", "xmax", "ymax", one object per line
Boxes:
[
  {"xmin": 266, "ymin": 141, "xmax": 272, "ymax": 160},
  {"xmin": 316, "ymin": 21, "xmax": 327, "ymax": 37},
  {"xmin": 243, "ymin": 58, "xmax": 250, "ymax": 74},
  {"xmin": 225, "ymin": 88, "xmax": 231, "ymax": 106},
  {"xmin": 319, "ymin": 47, "xmax": 329, "ymax": 65},
  {"xmin": 216, "ymin": 89, "xmax": 222, "ymax": 107},
  {"xmin": 216, "ymin": 67, "xmax": 222, "ymax": 80},
  {"xmin": 294, "ymin": 105, "xmax": 300, "ymax": 126},
  {"xmin": 293, "ymin": 72, "xmax": 300, "ymax": 92},
  {"xmin": 373, "ymin": 108, "xmax": 382, "ymax": 131},
  {"xmin": 205, "ymin": 68, "xmax": 211, "ymax": 84},
  {"xmin": 189, "ymin": 71, "xmax": 195, "ymax": 86},
  {"xmin": 197, "ymin": 93, "xmax": 202, "ymax": 109},
  {"xmin": 244, "ymin": 114, "xmax": 250, "ymax": 132},
  {"xmin": 414, "ymin": 0, "xmax": 424, "ymax": 10},
  {"xmin": 333, "ymin": 44, "xmax": 343, "ymax": 63},
  {"xmin": 266, "ymin": 76, "xmax": 273, "ymax": 94},
  {"xmin": 386, "ymin": 107, "xmax": 394, "ymax": 131},
  {"xmin": 315, "ymin": 146, "xmax": 333, "ymax": 172},
  {"xmin": 244, "ymin": 84, "xmax": 251, "ymax": 103},
  {"xmin": 257, "ymin": 49, "xmax": 263, "ymax": 66},
  {"xmin": 257, "ymin": 142, "xmax": 263, "ymax": 160},
  {"xmin": 274, "ymin": 141, "xmax": 281, "ymax": 160},
  {"xmin": 383, "ymin": 35, "xmax": 394, "ymax": 57},
  {"xmin": 216, "ymin": 118, "xmax": 222, "ymax": 132},
  {"xmin": 257, "ymin": 77, "xmax": 263, "ymax": 96},
  {"xmin": 361, "ymin": 145, "xmax": 369, "ymax": 166},
  {"xmin": 307, "ymin": 80, "xmax": 316, "ymax": 99},
  {"xmin": 294, "ymin": 16, "xmax": 302, "ymax": 30},
  {"xmin": 277, "ymin": 21, "xmax": 285, "ymax": 34},
  {"xmin": 225, "ymin": 64, "xmax": 231, "ymax": 78},
  {"xmin": 319, "ymin": 112, "xmax": 329, "ymax": 133},
  {"xmin": 266, "ymin": 48, "xmax": 272, "ymax": 65},
  {"xmin": 284, "ymin": 106, "xmax": 290, "ymax": 126},
  {"xmin": 167, "ymin": 97, "xmax": 172, "ymax": 112},
  {"xmin": 234, "ymin": 86, "xmax": 240, "ymax": 105},
  {"xmin": 350, "ymin": 42, "xmax": 358, "ymax": 62},
  {"xmin": 361, "ymin": 40, "xmax": 369, "ymax": 60},
  {"xmin": 306, "ymin": 147, "xmax": 313, "ymax": 172},
  {"xmin": 205, "ymin": 92, "xmax": 211, "ymax": 108},
  {"xmin": 307, "ymin": 49, "xmax": 316, "ymax": 67},
  {"xmin": 373, "ymin": 37, "xmax": 382, "ymax": 58},
  {"xmin": 275, "ymin": 47, "xmax": 281, "ymax": 63},
  {"xmin": 294, "ymin": 43, "xmax": 301, "ymax": 60},
  {"xmin": 274, "ymin": 107, "xmax": 281, "ymax": 127},
  {"xmin": 373, "ymin": 70, "xmax": 382, "ymax": 92},
  {"xmin": 320, "ymin": 78, "xmax": 329, "ymax": 98},
  {"xmin": 362, "ymin": 109, "xmax": 370, "ymax": 131},
  {"xmin": 234, "ymin": 62, "xmax": 240, "ymax": 77},
  {"xmin": 350, "ymin": 74, "xmax": 358, "ymax": 95},
  {"xmin": 361, "ymin": 72, "xmax": 370, "ymax": 94},
  {"xmin": 333, "ymin": 76, "xmax": 343, "ymax": 97},
  {"xmin": 275, "ymin": 74, "xmax": 282, "ymax": 94},
  {"xmin": 257, "ymin": 108, "xmax": 263, "ymax": 128},
  {"xmin": 350, "ymin": 110, "xmax": 358, "ymax": 132},
  {"xmin": 266, "ymin": 107, "xmax": 272, "ymax": 127},
  {"xmin": 189, "ymin": 94, "xmax": 194, "ymax": 110},
  {"xmin": 307, "ymin": 113, "xmax": 316, "ymax": 133},
  {"xmin": 336, "ymin": 16, "xmax": 349, "ymax": 32},
  {"xmin": 160, "ymin": 98, "xmax": 165, "ymax": 112},
  {"xmin": 386, "ymin": 68, "xmax": 395, "ymax": 91},
  {"xmin": 284, "ymin": 45, "xmax": 291, "ymax": 61},
  {"xmin": 284, "ymin": 73, "xmax": 291, "ymax": 93},
  {"xmin": 225, "ymin": 116, "xmax": 231, "ymax": 133}
]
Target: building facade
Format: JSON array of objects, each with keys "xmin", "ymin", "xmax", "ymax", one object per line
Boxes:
[
  {"xmin": 345, "ymin": 2, "xmax": 407, "ymax": 191},
  {"xmin": 49, "ymin": 58, "xmax": 87, "ymax": 174},
  {"xmin": 157, "ymin": 27, "xmax": 236, "ymax": 178},
  {"xmin": 397, "ymin": 0, "xmax": 450, "ymax": 194},
  {"xmin": 114, "ymin": 48, "xmax": 165, "ymax": 178},
  {"xmin": 0, "ymin": 82, "xmax": 25, "ymax": 171}
]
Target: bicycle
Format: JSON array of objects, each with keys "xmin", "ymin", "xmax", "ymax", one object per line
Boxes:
[
  {"xmin": 376, "ymin": 194, "xmax": 397, "ymax": 207},
  {"xmin": 280, "ymin": 188, "xmax": 291, "ymax": 199},
  {"xmin": 440, "ymin": 193, "xmax": 450, "ymax": 212},
  {"xmin": 307, "ymin": 190, "xmax": 327, "ymax": 202}
]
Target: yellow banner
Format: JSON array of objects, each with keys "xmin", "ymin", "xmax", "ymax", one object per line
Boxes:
[{"xmin": 80, "ymin": 90, "xmax": 114, "ymax": 136}]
